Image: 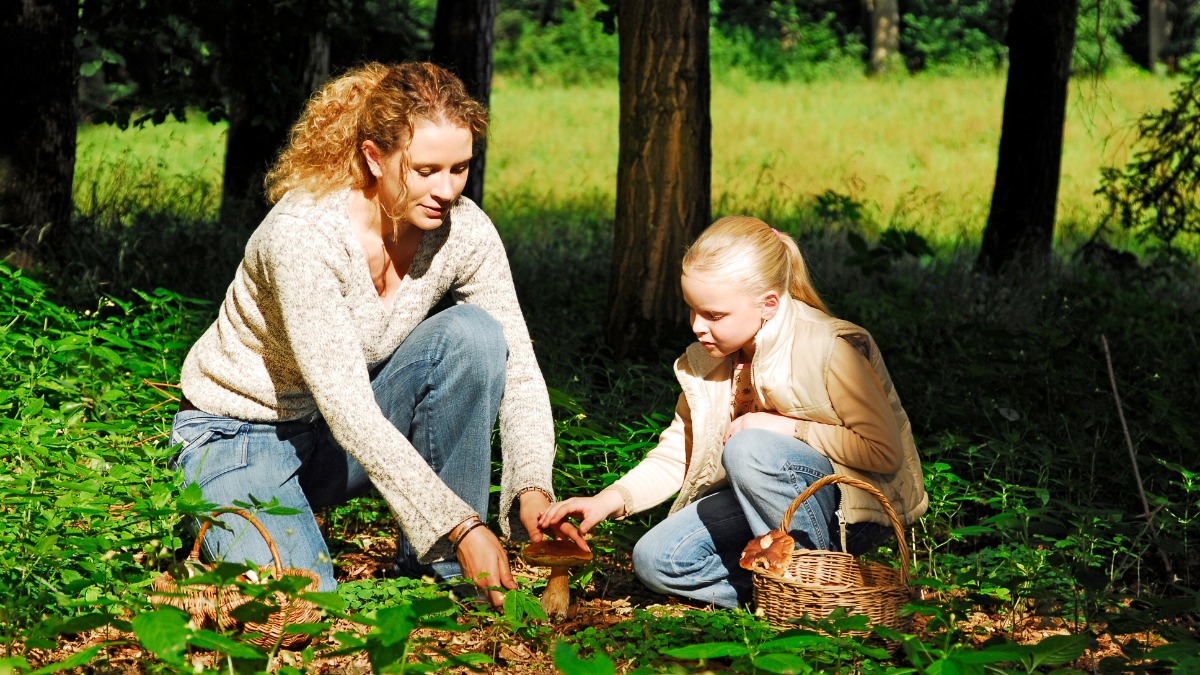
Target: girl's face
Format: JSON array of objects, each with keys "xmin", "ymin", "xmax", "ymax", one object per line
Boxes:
[
  {"xmin": 681, "ymin": 270, "xmax": 779, "ymax": 360},
  {"xmin": 364, "ymin": 118, "xmax": 473, "ymax": 231}
]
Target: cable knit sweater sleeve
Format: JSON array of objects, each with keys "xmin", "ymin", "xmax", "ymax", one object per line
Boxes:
[
  {"xmin": 261, "ymin": 209, "xmax": 477, "ymax": 562},
  {"xmin": 448, "ymin": 204, "xmax": 557, "ymax": 539}
]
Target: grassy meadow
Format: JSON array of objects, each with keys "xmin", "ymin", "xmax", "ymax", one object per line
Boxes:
[{"xmin": 76, "ymin": 72, "xmax": 1176, "ymax": 250}]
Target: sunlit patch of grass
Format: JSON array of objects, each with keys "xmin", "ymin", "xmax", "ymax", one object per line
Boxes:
[
  {"xmin": 488, "ymin": 71, "xmax": 1175, "ymax": 245},
  {"xmin": 74, "ymin": 115, "xmax": 225, "ymax": 220},
  {"xmin": 74, "ymin": 72, "xmax": 1176, "ymax": 250}
]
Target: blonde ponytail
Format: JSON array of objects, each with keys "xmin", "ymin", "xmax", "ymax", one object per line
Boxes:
[{"xmin": 683, "ymin": 215, "xmax": 830, "ymax": 315}]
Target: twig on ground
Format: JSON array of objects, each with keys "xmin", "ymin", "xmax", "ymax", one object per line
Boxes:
[{"xmin": 1101, "ymin": 334, "xmax": 1174, "ymax": 578}]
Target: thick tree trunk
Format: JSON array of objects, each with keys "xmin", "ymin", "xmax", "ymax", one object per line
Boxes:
[
  {"xmin": 431, "ymin": 0, "xmax": 496, "ymax": 207},
  {"xmin": 862, "ymin": 0, "xmax": 901, "ymax": 75},
  {"xmin": 606, "ymin": 0, "xmax": 711, "ymax": 358},
  {"xmin": 217, "ymin": 26, "xmax": 329, "ymax": 229},
  {"xmin": 977, "ymin": 0, "xmax": 1078, "ymax": 274},
  {"xmin": 0, "ymin": 0, "xmax": 78, "ymax": 267}
]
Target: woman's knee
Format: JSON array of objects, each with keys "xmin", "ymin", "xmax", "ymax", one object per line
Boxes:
[{"xmin": 438, "ymin": 305, "xmax": 507, "ymax": 368}]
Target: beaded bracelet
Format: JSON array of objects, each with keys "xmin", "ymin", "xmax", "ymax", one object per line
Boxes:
[{"xmin": 451, "ymin": 518, "xmax": 487, "ymax": 554}]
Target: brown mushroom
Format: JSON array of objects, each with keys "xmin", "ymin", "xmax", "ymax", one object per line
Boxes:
[
  {"xmin": 738, "ymin": 529, "xmax": 795, "ymax": 576},
  {"xmin": 522, "ymin": 540, "xmax": 593, "ymax": 619}
]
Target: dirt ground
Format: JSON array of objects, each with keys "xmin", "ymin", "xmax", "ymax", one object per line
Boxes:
[{"xmin": 23, "ymin": 535, "xmax": 1132, "ymax": 674}]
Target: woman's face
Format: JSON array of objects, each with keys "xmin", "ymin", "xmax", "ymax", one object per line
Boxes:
[
  {"xmin": 366, "ymin": 118, "xmax": 473, "ymax": 231},
  {"xmin": 681, "ymin": 270, "xmax": 779, "ymax": 359}
]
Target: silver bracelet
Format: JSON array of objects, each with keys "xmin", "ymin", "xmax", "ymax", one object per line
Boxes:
[{"xmin": 451, "ymin": 518, "xmax": 487, "ymax": 554}]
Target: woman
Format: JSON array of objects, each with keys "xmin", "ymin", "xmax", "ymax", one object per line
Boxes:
[{"xmin": 170, "ymin": 62, "xmax": 583, "ymax": 607}]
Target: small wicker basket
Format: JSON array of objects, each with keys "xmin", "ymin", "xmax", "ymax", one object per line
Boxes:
[
  {"xmin": 150, "ymin": 508, "xmax": 322, "ymax": 649},
  {"xmin": 750, "ymin": 474, "xmax": 913, "ymax": 635}
]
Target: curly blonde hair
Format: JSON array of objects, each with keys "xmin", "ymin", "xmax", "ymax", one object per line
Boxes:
[
  {"xmin": 683, "ymin": 215, "xmax": 830, "ymax": 315},
  {"xmin": 264, "ymin": 61, "xmax": 489, "ymax": 204}
]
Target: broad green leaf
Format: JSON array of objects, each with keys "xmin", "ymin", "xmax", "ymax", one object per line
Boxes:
[
  {"xmin": 0, "ymin": 658, "xmax": 30, "ymax": 675},
  {"xmin": 949, "ymin": 525, "xmax": 996, "ymax": 537},
  {"xmin": 282, "ymin": 622, "xmax": 328, "ymax": 637},
  {"xmin": 411, "ymin": 595, "xmax": 455, "ymax": 618},
  {"xmin": 663, "ymin": 641, "xmax": 752, "ymax": 658},
  {"xmin": 131, "ymin": 609, "xmax": 190, "ymax": 665},
  {"xmin": 1024, "ymin": 633, "xmax": 1087, "ymax": 668},
  {"xmin": 301, "ymin": 591, "xmax": 345, "ymax": 612},
  {"xmin": 751, "ymin": 652, "xmax": 813, "ymax": 674},
  {"xmin": 503, "ymin": 587, "xmax": 548, "ymax": 626},
  {"xmin": 758, "ymin": 635, "xmax": 827, "ymax": 652},
  {"xmin": 553, "ymin": 640, "xmax": 615, "ymax": 675},
  {"xmin": 1148, "ymin": 641, "xmax": 1200, "ymax": 662},
  {"xmin": 188, "ymin": 630, "xmax": 265, "ymax": 659},
  {"xmin": 932, "ymin": 657, "xmax": 985, "ymax": 675},
  {"xmin": 372, "ymin": 604, "xmax": 417, "ymax": 646},
  {"xmin": 53, "ymin": 612, "xmax": 111, "ymax": 635}
]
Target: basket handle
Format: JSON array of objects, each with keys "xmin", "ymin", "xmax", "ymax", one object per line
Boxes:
[
  {"xmin": 778, "ymin": 474, "xmax": 910, "ymax": 584},
  {"xmin": 186, "ymin": 507, "xmax": 286, "ymax": 579}
]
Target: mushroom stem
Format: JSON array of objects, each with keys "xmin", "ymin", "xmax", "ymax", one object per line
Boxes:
[{"xmin": 540, "ymin": 566, "xmax": 571, "ymax": 619}]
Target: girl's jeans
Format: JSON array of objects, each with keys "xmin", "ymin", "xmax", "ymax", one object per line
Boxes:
[
  {"xmin": 168, "ymin": 304, "xmax": 506, "ymax": 592},
  {"xmin": 632, "ymin": 428, "xmax": 893, "ymax": 608}
]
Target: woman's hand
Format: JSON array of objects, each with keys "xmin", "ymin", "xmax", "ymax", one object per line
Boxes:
[
  {"xmin": 537, "ymin": 490, "xmax": 625, "ymax": 536},
  {"xmin": 519, "ymin": 490, "xmax": 590, "ymax": 551},
  {"xmin": 453, "ymin": 523, "xmax": 516, "ymax": 608},
  {"xmin": 724, "ymin": 411, "xmax": 797, "ymax": 442}
]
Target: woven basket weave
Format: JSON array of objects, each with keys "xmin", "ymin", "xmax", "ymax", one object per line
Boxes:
[
  {"xmin": 751, "ymin": 474, "xmax": 912, "ymax": 635},
  {"xmin": 150, "ymin": 508, "xmax": 321, "ymax": 649}
]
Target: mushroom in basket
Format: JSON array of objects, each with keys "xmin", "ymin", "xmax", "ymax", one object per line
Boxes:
[{"xmin": 738, "ymin": 529, "xmax": 795, "ymax": 577}]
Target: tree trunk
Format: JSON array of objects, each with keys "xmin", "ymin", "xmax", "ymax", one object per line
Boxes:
[
  {"xmin": 431, "ymin": 0, "xmax": 496, "ymax": 208},
  {"xmin": 977, "ymin": 0, "xmax": 1078, "ymax": 274},
  {"xmin": 862, "ymin": 0, "xmax": 901, "ymax": 75},
  {"xmin": 0, "ymin": 0, "xmax": 78, "ymax": 267},
  {"xmin": 217, "ymin": 25, "xmax": 329, "ymax": 229},
  {"xmin": 1148, "ymin": 0, "xmax": 1170, "ymax": 70},
  {"xmin": 606, "ymin": 0, "xmax": 711, "ymax": 358}
]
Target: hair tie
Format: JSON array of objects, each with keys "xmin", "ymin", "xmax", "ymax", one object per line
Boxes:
[{"xmin": 771, "ymin": 228, "xmax": 781, "ymax": 239}]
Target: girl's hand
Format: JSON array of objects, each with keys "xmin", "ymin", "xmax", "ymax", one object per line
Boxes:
[
  {"xmin": 518, "ymin": 490, "xmax": 590, "ymax": 552},
  {"xmin": 537, "ymin": 490, "xmax": 625, "ymax": 535},
  {"xmin": 724, "ymin": 411, "xmax": 797, "ymax": 442},
  {"xmin": 453, "ymin": 524, "xmax": 516, "ymax": 608}
]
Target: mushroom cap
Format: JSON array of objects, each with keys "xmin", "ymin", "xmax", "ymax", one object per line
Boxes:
[{"xmin": 522, "ymin": 539, "xmax": 593, "ymax": 567}]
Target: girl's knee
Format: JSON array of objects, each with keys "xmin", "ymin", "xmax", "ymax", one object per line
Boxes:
[
  {"xmin": 631, "ymin": 535, "xmax": 661, "ymax": 576},
  {"xmin": 721, "ymin": 428, "xmax": 777, "ymax": 479},
  {"xmin": 631, "ymin": 534, "xmax": 679, "ymax": 592}
]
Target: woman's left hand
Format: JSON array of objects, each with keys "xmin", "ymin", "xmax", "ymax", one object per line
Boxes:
[
  {"xmin": 724, "ymin": 411, "xmax": 797, "ymax": 442},
  {"xmin": 518, "ymin": 490, "xmax": 590, "ymax": 552}
]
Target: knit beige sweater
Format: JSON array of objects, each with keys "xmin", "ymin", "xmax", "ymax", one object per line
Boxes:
[{"xmin": 179, "ymin": 188, "xmax": 556, "ymax": 562}]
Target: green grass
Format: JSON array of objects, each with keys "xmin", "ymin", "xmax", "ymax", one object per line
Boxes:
[
  {"xmin": 74, "ymin": 114, "xmax": 224, "ymax": 219},
  {"xmin": 76, "ymin": 71, "xmax": 1177, "ymax": 247}
]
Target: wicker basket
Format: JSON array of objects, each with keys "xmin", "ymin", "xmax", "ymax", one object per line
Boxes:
[
  {"xmin": 150, "ymin": 508, "xmax": 321, "ymax": 649},
  {"xmin": 751, "ymin": 474, "xmax": 912, "ymax": 635}
]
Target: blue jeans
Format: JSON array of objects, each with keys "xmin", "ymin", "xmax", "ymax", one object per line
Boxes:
[
  {"xmin": 169, "ymin": 304, "xmax": 507, "ymax": 592},
  {"xmin": 632, "ymin": 429, "xmax": 892, "ymax": 608}
]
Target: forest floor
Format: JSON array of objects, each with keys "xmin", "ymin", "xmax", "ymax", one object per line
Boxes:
[{"xmin": 28, "ymin": 535, "xmax": 1132, "ymax": 674}]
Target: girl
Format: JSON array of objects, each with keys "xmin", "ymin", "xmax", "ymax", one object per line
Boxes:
[
  {"xmin": 540, "ymin": 215, "xmax": 926, "ymax": 608},
  {"xmin": 170, "ymin": 62, "xmax": 584, "ymax": 608}
]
